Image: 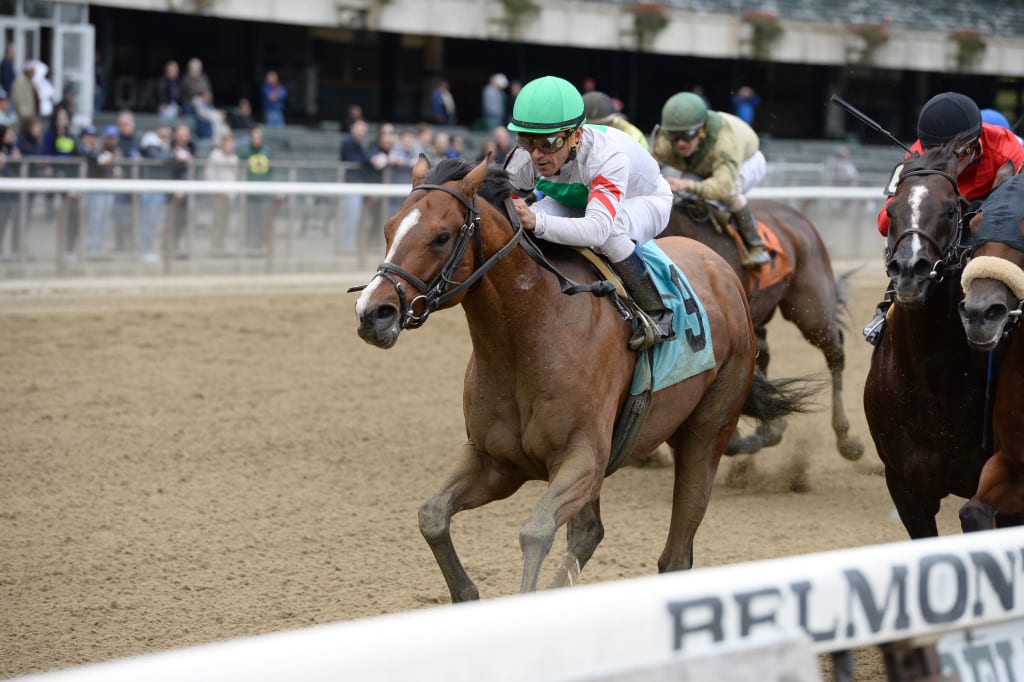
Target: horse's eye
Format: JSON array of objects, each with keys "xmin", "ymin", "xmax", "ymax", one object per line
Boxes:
[
  {"xmin": 431, "ymin": 231, "xmax": 451, "ymax": 248},
  {"xmin": 946, "ymin": 208, "xmax": 957, "ymax": 221}
]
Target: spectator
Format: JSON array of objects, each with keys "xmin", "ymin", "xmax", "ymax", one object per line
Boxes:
[
  {"xmin": 52, "ymin": 83, "xmax": 76, "ymax": 125},
  {"xmin": 491, "ymin": 125, "xmax": 512, "ymax": 164},
  {"xmin": 338, "ymin": 118, "xmax": 372, "ymax": 252},
  {"xmin": 204, "ymin": 131, "xmax": 240, "ymax": 254},
  {"xmin": 344, "ymin": 104, "xmax": 363, "ymax": 133},
  {"xmin": 0, "ymin": 89, "xmax": 16, "ymax": 128},
  {"xmin": 450, "ymin": 134, "xmax": 466, "ymax": 159},
  {"xmin": 112, "ymin": 109, "xmax": 140, "ymax": 252},
  {"xmin": 730, "ymin": 85, "xmax": 761, "ymax": 127},
  {"xmin": 0, "ymin": 124, "xmax": 22, "ymax": 256},
  {"xmin": 260, "ymin": 70, "xmax": 287, "ymax": 128},
  {"xmin": 11, "ymin": 60, "xmax": 37, "ymax": 133},
  {"xmin": 167, "ymin": 123, "xmax": 195, "ymax": 255},
  {"xmin": 137, "ymin": 125, "xmax": 174, "ymax": 263},
  {"xmin": 367, "ymin": 122, "xmax": 398, "ymax": 237},
  {"xmin": 15, "ymin": 116, "xmax": 44, "ymax": 220},
  {"xmin": 42, "ymin": 108, "xmax": 78, "ymax": 223},
  {"xmin": 239, "ymin": 126, "xmax": 274, "ymax": 249},
  {"xmin": 389, "ymin": 128, "xmax": 419, "ymax": 184},
  {"xmin": 480, "ymin": 73, "xmax": 508, "ymax": 130},
  {"xmin": 180, "ymin": 58, "xmax": 211, "ymax": 115},
  {"xmin": 0, "ymin": 43, "xmax": 14, "ymax": 94},
  {"xmin": 431, "ymin": 130, "xmax": 458, "ymax": 162},
  {"xmin": 156, "ymin": 60, "xmax": 182, "ymax": 121},
  {"xmin": 227, "ymin": 97, "xmax": 255, "ymax": 133},
  {"xmin": 430, "ymin": 77, "xmax": 456, "ymax": 125},
  {"xmin": 192, "ymin": 88, "xmax": 228, "ymax": 144},
  {"xmin": 824, "ymin": 144, "xmax": 858, "ymax": 186},
  {"xmin": 31, "ymin": 60, "xmax": 55, "ymax": 120},
  {"xmin": 415, "ymin": 122, "xmax": 433, "ymax": 156},
  {"xmin": 507, "ymin": 79, "xmax": 522, "ymax": 125},
  {"xmin": 81, "ymin": 125, "xmax": 122, "ymax": 257}
]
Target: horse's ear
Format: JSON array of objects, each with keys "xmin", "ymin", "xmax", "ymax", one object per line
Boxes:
[
  {"xmin": 411, "ymin": 153, "xmax": 431, "ymax": 187},
  {"xmin": 991, "ymin": 160, "xmax": 1016, "ymax": 192},
  {"xmin": 459, "ymin": 156, "xmax": 490, "ymax": 198},
  {"xmin": 968, "ymin": 210, "xmax": 983, "ymax": 233}
]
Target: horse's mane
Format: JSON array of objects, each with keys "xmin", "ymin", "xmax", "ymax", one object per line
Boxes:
[
  {"xmin": 423, "ymin": 158, "xmax": 513, "ymax": 213},
  {"xmin": 901, "ymin": 130, "xmax": 976, "ymax": 175}
]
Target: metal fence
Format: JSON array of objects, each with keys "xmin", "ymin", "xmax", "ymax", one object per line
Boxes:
[{"xmin": 0, "ymin": 156, "xmax": 889, "ymax": 278}]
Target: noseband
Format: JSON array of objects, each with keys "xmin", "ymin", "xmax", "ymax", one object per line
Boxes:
[
  {"xmin": 350, "ymin": 183, "xmax": 523, "ymax": 330},
  {"xmin": 888, "ymin": 168, "xmax": 968, "ymax": 282}
]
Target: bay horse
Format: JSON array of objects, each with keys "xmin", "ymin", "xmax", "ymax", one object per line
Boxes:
[
  {"xmin": 660, "ymin": 197, "xmax": 863, "ymax": 460},
  {"xmin": 353, "ymin": 157, "xmax": 810, "ymax": 602},
  {"xmin": 863, "ymin": 141, "xmax": 1017, "ymax": 539},
  {"xmin": 958, "ymin": 173, "xmax": 1024, "ymax": 532}
]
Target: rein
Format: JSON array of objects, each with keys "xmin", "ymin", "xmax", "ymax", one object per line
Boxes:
[
  {"xmin": 349, "ymin": 183, "xmax": 523, "ymax": 330},
  {"xmin": 888, "ymin": 168, "xmax": 969, "ymax": 281},
  {"xmin": 350, "ymin": 181, "xmax": 619, "ymax": 330}
]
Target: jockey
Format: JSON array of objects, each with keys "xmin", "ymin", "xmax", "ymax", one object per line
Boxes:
[
  {"xmin": 651, "ymin": 91, "xmax": 771, "ymax": 268},
  {"xmin": 863, "ymin": 91, "xmax": 1024, "ymax": 345},
  {"xmin": 505, "ymin": 75, "xmax": 675, "ymax": 350},
  {"xmin": 581, "ymin": 91, "xmax": 649, "ymax": 151}
]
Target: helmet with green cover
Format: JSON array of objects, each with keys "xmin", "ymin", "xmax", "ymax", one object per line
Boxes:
[
  {"xmin": 507, "ymin": 76, "xmax": 586, "ymax": 134},
  {"xmin": 660, "ymin": 92, "xmax": 708, "ymax": 134}
]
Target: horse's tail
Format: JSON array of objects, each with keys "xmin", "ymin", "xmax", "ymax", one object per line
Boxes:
[
  {"xmin": 741, "ymin": 368, "xmax": 820, "ymax": 424},
  {"xmin": 832, "ymin": 263, "xmax": 865, "ymax": 331}
]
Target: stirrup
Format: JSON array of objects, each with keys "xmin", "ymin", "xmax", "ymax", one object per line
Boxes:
[
  {"xmin": 629, "ymin": 309, "xmax": 675, "ymax": 351},
  {"xmin": 742, "ymin": 246, "xmax": 771, "ymax": 268},
  {"xmin": 863, "ymin": 311, "xmax": 886, "ymax": 346}
]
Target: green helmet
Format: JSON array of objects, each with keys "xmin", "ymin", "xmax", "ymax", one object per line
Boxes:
[
  {"xmin": 507, "ymin": 76, "xmax": 585, "ymax": 134},
  {"xmin": 660, "ymin": 92, "xmax": 708, "ymax": 132}
]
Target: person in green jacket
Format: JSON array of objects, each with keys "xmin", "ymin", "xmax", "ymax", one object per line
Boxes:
[{"xmin": 651, "ymin": 92, "xmax": 770, "ymax": 268}]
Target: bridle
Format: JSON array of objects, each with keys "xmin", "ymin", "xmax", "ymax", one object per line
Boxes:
[
  {"xmin": 349, "ymin": 183, "xmax": 523, "ymax": 330},
  {"xmin": 887, "ymin": 168, "xmax": 969, "ymax": 282}
]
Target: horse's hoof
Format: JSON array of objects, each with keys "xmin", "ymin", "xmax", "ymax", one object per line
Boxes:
[
  {"xmin": 725, "ymin": 434, "xmax": 763, "ymax": 455},
  {"xmin": 838, "ymin": 436, "xmax": 864, "ymax": 461}
]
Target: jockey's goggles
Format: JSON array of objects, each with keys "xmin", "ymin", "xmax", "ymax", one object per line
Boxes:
[
  {"xmin": 516, "ymin": 130, "xmax": 572, "ymax": 153},
  {"xmin": 669, "ymin": 128, "xmax": 702, "ymax": 143},
  {"xmin": 952, "ymin": 138, "xmax": 980, "ymax": 160}
]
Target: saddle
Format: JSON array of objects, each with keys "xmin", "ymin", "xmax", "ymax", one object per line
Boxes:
[{"xmin": 679, "ymin": 197, "xmax": 792, "ymax": 294}]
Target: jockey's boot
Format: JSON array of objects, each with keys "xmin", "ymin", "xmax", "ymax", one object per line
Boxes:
[
  {"xmin": 863, "ymin": 281, "xmax": 895, "ymax": 346},
  {"xmin": 733, "ymin": 204, "xmax": 771, "ymax": 268},
  {"xmin": 613, "ymin": 248, "xmax": 676, "ymax": 351}
]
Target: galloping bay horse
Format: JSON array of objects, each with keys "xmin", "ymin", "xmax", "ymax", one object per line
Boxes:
[
  {"xmin": 958, "ymin": 174, "xmax": 1024, "ymax": 532},
  {"xmin": 863, "ymin": 140, "xmax": 1017, "ymax": 538},
  {"xmin": 661, "ymin": 197, "xmax": 862, "ymax": 460},
  {"xmin": 354, "ymin": 157, "xmax": 810, "ymax": 601}
]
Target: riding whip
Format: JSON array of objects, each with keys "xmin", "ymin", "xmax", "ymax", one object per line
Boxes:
[{"xmin": 829, "ymin": 94, "xmax": 911, "ymax": 152}]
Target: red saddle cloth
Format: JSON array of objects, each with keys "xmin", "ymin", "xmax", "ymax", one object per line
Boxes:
[{"xmin": 729, "ymin": 220, "xmax": 793, "ymax": 295}]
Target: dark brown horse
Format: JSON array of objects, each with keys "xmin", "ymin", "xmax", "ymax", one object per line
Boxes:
[
  {"xmin": 958, "ymin": 174, "xmax": 1024, "ymax": 532},
  {"xmin": 863, "ymin": 143, "xmax": 1016, "ymax": 539},
  {"xmin": 353, "ymin": 157, "xmax": 810, "ymax": 601},
  {"xmin": 661, "ymin": 197, "xmax": 862, "ymax": 459}
]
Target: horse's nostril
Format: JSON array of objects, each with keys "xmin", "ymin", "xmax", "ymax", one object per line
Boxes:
[
  {"xmin": 886, "ymin": 261, "xmax": 902, "ymax": 279},
  {"xmin": 984, "ymin": 304, "xmax": 1008, "ymax": 323},
  {"xmin": 373, "ymin": 304, "xmax": 399, "ymax": 324},
  {"xmin": 911, "ymin": 259, "xmax": 932, "ymax": 279}
]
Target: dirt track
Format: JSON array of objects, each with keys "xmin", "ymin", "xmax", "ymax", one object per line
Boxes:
[{"xmin": 0, "ymin": 269, "xmax": 964, "ymax": 680}]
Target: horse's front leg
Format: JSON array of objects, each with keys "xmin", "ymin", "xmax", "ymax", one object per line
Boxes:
[
  {"xmin": 546, "ymin": 500, "xmax": 604, "ymax": 589},
  {"xmin": 419, "ymin": 442, "xmax": 526, "ymax": 603},
  {"xmin": 519, "ymin": 454, "xmax": 600, "ymax": 593}
]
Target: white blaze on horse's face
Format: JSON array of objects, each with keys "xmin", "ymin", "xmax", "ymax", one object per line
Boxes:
[
  {"xmin": 354, "ymin": 207, "xmax": 422, "ymax": 317},
  {"xmin": 907, "ymin": 184, "xmax": 928, "ymax": 259}
]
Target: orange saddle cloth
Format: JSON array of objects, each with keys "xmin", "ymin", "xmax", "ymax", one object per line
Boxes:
[{"xmin": 729, "ymin": 220, "xmax": 793, "ymax": 295}]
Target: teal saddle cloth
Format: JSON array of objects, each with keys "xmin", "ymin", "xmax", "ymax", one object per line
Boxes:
[{"xmin": 629, "ymin": 241, "xmax": 716, "ymax": 395}]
